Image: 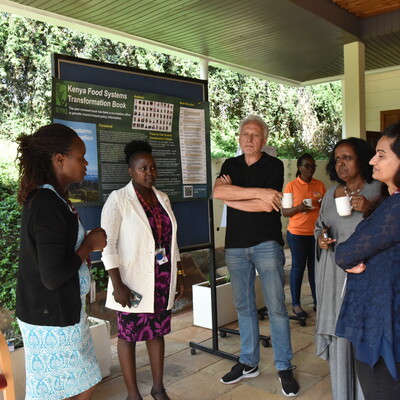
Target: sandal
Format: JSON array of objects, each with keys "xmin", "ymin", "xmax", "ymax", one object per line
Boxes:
[{"xmin": 151, "ymin": 386, "xmax": 171, "ymax": 400}]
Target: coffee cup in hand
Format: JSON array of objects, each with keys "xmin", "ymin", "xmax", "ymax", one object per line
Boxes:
[
  {"xmin": 282, "ymin": 193, "xmax": 293, "ymax": 208},
  {"xmin": 303, "ymin": 198, "xmax": 312, "ymax": 208},
  {"xmin": 335, "ymin": 196, "xmax": 352, "ymax": 216}
]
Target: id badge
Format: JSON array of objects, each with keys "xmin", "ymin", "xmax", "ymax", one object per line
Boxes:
[
  {"xmin": 155, "ymin": 247, "xmax": 168, "ymax": 265},
  {"xmin": 90, "ymin": 280, "xmax": 96, "ymax": 303}
]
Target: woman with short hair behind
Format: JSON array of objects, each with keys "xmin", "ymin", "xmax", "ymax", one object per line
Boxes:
[
  {"xmin": 16, "ymin": 123, "xmax": 107, "ymax": 400},
  {"xmin": 335, "ymin": 124, "xmax": 400, "ymax": 399},
  {"xmin": 314, "ymin": 137, "xmax": 381, "ymax": 400}
]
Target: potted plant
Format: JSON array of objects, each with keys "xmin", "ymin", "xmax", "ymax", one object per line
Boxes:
[
  {"xmin": 192, "ymin": 273, "xmax": 264, "ymax": 329},
  {"xmin": 88, "ymin": 316, "xmax": 112, "ymax": 379}
]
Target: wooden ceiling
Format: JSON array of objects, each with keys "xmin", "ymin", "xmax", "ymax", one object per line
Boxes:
[
  {"xmin": 1, "ymin": 0, "xmax": 400, "ymax": 85},
  {"xmin": 332, "ymin": 0, "xmax": 400, "ymax": 19}
]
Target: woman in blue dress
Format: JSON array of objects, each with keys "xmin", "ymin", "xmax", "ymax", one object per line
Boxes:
[
  {"xmin": 335, "ymin": 123, "xmax": 400, "ymax": 400},
  {"xmin": 16, "ymin": 123, "xmax": 107, "ymax": 400}
]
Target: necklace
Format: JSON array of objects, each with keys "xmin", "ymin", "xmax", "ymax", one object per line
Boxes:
[
  {"xmin": 344, "ymin": 183, "xmax": 365, "ymax": 197},
  {"xmin": 135, "ymin": 189, "xmax": 163, "ymax": 243}
]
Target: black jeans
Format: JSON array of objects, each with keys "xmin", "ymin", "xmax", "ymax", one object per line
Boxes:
[{"xmin": 355, "ymin": 357, "xmax": 400, "ymax": 400}]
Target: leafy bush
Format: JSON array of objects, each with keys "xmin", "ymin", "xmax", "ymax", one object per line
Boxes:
[
  {"xmin": 91, "ymin": 262, "xmax": 108, "ymax": 291},
  {"xmin": 0, "ymin": 175, "xmax": 20, "ymax": 313}
]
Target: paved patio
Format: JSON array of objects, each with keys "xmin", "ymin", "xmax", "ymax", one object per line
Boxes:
[{"xmin": 92, "ymin": 249, "xmax": 332, "ymax": 400}]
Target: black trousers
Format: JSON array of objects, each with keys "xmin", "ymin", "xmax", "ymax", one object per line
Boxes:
[{"xmin": 355, "ymin": 357, "xmax": 400, "ymax": 400}]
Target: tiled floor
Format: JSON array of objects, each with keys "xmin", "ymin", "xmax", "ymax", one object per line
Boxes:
[{"xmin": 93, "ymin": 250, "xmax": 332, "ymax": 400}]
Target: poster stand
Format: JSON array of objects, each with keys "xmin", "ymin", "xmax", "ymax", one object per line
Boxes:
[
  {"xmin": 52, "ymin": 54, "xmax": 242, "ymax": 363},
  {"xmin": 188, "ymin": 199, "xmax": 239, "ymax": 362}
]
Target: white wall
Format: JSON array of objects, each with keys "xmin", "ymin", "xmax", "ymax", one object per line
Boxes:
[{"xmin": 366, "ymin": 68, "xmax": 400, "ymax": 132}]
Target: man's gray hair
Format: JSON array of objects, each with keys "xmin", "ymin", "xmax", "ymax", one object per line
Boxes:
[{"xmin": 239, "ymin": 115, "xmax": 269, "ymax": 139}]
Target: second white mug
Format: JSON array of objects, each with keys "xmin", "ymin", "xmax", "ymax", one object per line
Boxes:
[
  {"xmin": 303, "ymin": 198, "xmax": 312, "ymax": 208},
  {"xmin": 282, "ymin": 192, "xmax": 293, "ymax": 208}
]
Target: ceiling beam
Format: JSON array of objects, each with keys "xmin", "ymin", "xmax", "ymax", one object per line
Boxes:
[{"xmin": 289, "ymin": 0, "xmax": 361, "ymax": 38}]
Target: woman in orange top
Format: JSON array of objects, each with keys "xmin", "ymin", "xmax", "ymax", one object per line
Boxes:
[{"xmin": 282, "ymin": 154, "xmax": 326, "ymax": 317}]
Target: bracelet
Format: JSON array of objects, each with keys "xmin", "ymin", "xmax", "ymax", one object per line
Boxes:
[{"xmin": 177, "ymin": 269, "xmax": 186, "ymax": 277}]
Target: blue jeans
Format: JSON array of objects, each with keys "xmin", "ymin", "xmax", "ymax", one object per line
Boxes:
[
  {"xmin": 286, "ymin": 231, "xmax": 316, "ymax": 308},
  {"xmin": 225, "ymin": 240, "xmax": 293, "ymax": 370}
]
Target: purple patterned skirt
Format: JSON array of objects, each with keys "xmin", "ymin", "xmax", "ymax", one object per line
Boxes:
[{"xmin": 117, "ymin": 198, "xmax": 172, "ymax": 342}]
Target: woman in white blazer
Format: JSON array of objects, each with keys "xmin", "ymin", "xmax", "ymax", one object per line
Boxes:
[{"xmin": 101, "ymin": 140, "xmax": 184, "ymax": 400}]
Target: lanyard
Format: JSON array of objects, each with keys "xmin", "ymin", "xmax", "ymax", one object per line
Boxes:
[
  {"xmin": 67, "ymin": 199, "xmax": 92, "ymax": 268},
  {"xmin": 135, "ymin": 189, "xmax": 163, "ymax": 244},
  {"xmin": 40, "ymin": 184, "xmax": 91, "ymax": 267}
]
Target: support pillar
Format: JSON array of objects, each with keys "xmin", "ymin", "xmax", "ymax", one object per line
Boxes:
[
  {"xmin": 200, "ymin": 58, "xmax": 209, "ymax": 80},
  {"xmin": 342, "ymin": 42, "xmax": 366, "ymax": 139}
]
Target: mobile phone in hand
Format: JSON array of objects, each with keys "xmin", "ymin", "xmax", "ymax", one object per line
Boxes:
[
  {"xmin": 322, "ymin": 222, "xmax": 331, "ymax": 238},
  {"xmin": 322, "ymin": 222, "xmax": 335, "ymax": 250},
  {"xmin": 130, "ymin": 290, "xmax": 143, "ymax": 308}
]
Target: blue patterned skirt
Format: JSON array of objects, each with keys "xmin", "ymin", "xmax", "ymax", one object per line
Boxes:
[{"xmin": 18, "ymin": 265, "xmax": 101, "ymax": 400}]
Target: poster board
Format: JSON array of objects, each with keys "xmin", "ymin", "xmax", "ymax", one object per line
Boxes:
[{"xmin": 52, "ymin": 54, "xmax": 211, "ymax": 251}]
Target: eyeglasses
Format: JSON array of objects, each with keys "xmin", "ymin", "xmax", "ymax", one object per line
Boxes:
[
  {"xmin": 335, "ymin": 155, "xmax": 354, "ymax": 163},
  {"xmin": 301, "ymin": 163, "xmax": 317, "ymax": 169}
]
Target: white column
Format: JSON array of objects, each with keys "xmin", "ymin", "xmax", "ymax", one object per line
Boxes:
[
  {"xmin": 199, "ymin": 58, "xmax": 209, "ymax": 80},
  {"xmin": 342, "ymin": 42, "xmax": 366, "ymax": 139}
]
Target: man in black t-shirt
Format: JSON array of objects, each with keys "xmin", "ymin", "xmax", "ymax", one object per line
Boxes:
[{"xmin": 213, "ymin": 115, "xmax": 299, "ymax": 397}]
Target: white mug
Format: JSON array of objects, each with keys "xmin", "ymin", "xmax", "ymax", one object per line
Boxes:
[
  {"xmin": 303, "ymin": 198, "xmax": 312, "ymax": 208},
  {"xmin": 335, "ymin": 196, "xmax": 352, "ymax": 216},
  {"xmin": 282, "ymin": 193, "xmax": 293, "ymax": 208}
]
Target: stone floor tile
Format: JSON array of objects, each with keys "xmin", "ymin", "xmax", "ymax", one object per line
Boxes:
[
  {"xmin": 202, "ymin": 356, "xmax": 240, "ymax": 377},
  {"xmin": 290, "ymin": 331, "xmax": 315, "ymax": 354},
  {"xmin": 168, "ymin": 347, "xmax": 222, "ymax": 372},
  {"xmin": 215, "ymin": 384, "xmax": 283, "ymax": 400},
  {"xmin": 162, "ymin": 370, "xmax": 235, "ymax": 400},
  {"xmin": 167, "ymin": 325, "xmax": 212, "ymax": 344},
  {"xmin": 171, "ymin": 310, "xmax": 194, "ymax": 331},
  {"xmin": 292, "ymin": 349, "xmax": 330, "ymax": 377},
  {"xmin": 297, "ymin": 375, "xmax": 332, "ymax": 400},
  {"xmin": 93, "ymin": 374, "xmax": 151, "ymax": 400},
  {"xmin": 194, "ymin": 336, "xmax": 241, "ymax": 357}
]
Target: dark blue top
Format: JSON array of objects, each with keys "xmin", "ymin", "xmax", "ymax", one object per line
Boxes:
[
  {"xmin": 335, "ymin": 193, "xmax": 400, "ymax": 379},
  {"xmin": 219, "ymin": 152, "xmax": 284, "ymax": 248}
]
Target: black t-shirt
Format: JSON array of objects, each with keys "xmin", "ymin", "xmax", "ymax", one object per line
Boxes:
[{"xmin": 219, "ymin": 152, "xmax": 284, "ymax": 248}]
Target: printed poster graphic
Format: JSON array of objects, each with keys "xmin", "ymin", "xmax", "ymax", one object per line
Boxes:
[
  {"xmin": 53, "ymin": 119, "xmax": 100, "ymax": 204},
  {"xmin": 52, "ymin": 78, "xmax": 210, "ymax": 204},
  {"xmin": 132, "ymin": 99, "xmax": 174, "ymax": 132}
]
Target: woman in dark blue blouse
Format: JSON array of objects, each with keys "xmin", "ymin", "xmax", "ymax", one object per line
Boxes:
[{"xmin": 335, "ymin": 123, "xmax": 400, "ymax": 400}]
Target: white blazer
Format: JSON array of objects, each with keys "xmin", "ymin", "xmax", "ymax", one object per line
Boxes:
[{"xmin": 101, "ymin": 182, "xmax": 180, "ymax": 313}]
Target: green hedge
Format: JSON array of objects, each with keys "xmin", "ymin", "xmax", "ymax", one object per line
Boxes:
[{"xmin": 0, "ymin": 180, "xmax": 20, "ymax": 314}]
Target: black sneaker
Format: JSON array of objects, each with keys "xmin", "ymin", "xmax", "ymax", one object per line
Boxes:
[
  {"xmin": 220, "ymin": 362, "xmax": 259, "ymax": 384},
  {"xmin": 278, "ymin": 366, "xmax": 299, "ymax": 397}
]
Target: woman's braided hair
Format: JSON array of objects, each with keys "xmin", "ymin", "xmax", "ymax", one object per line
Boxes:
[{"xmin": 17, "ymin": 123, "xmax": 79, "ymax": 204}]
